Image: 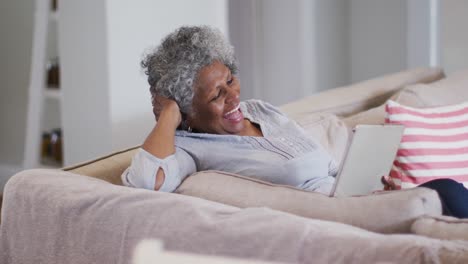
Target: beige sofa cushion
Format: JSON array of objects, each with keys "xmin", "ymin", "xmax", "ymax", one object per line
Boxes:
[
  {"xmin": 395, "ymin": 68, "xmax": 468, "ymax": 108},
  {"xmin": 63, "ymin": 146, "xmax": 139, "ymax": 185},
  {"xmin": 411, "ymin": 215, "xmax": 468, "ymax": 240},
  {"xmin": 176, "ymin": 170, "xmax": 442, "ymax": 234},
  {"xmin": 294, "ymin": 113, "xmax": 349, "ymax": 164},
  {"xmin": 341, "ymin": 68, "xmax": 468, "ymax": 128},
  {"xmin": 341, "ymin": 101, "xmax": 388, "ymax": 128},
  {"xmin": 340, "ymin": 89, "xmax": 405, "ymax": 128},
  {"xmin": 280, "ymin": 67, "xmax": 444, "ymax": 120}
]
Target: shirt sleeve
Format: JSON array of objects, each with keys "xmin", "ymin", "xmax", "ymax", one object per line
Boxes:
[
  {"xmin": 121, "ymin": 147, "xmax": 196, "ymax": 192},
  {"xmin": 302, "ymin": 175, "xmax": 336, "ymax": 195},
  {"xmin": 328, "ymin": 158, "xmax": 339, "ymax": 177}
]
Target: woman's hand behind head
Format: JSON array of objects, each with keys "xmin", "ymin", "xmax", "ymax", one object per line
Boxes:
[
  {"xmin": 153, "ymin": 95, "xmax": 177, "ymax": 119},
  {"xmin": 152, "ymin": 95, "xmax": 170, "ymax": 120},
  {"xmin": 153, "ymin": 95, "xmax": 182, "ymax": 130}
]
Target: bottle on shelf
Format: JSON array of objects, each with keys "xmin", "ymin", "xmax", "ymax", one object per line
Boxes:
[
  {"xmin": 41, "ymin": 132, "xmax": 51, "ymax": 159},
  {"xmin": 51, "ymin": 0, "xmax": 58, "ymax": 11},
  {"xmin": 46, "ymin": 57, "xmax": 60, "ymax": 89},
  {"xmin": 25, "ymin": 0, "xmax": 63, "ymax": 169},
  {"xmin": 50, "ymin": 128, "xmax": 63, "ymax": 163},
  {"xmin": 40, "ymin": 128, "xmax": 63, "ymax": 167}
]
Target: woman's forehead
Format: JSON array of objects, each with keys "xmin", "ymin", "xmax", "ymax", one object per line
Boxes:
[{"xmin": 195, "ymin": 62, "xmax": 229, "ymax": 92}]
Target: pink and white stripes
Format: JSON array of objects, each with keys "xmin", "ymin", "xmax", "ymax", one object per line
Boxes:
[{"xmin": 385, "ymin": 100, "xmax": 468, "ymax": 189}]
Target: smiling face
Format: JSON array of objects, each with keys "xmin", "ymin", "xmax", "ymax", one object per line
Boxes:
[{"xmin": 186, "ymin": 60, "xmax": 245, "ymax": 135}]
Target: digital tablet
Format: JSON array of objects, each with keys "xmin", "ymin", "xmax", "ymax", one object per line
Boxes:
[{"xmin": 330, "ymin": 124, "xmax": 405, "ymax": 197}]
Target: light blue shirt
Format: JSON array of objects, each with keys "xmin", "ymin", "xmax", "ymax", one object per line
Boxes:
[{"xmin": 122, "ymin": 99, "xmax": 338, "ymax": 194}]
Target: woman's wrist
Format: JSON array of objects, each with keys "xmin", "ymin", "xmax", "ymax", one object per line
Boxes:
[{"xmin": 158, "ymin": 105, "xmax": 182, "ymax": 131}]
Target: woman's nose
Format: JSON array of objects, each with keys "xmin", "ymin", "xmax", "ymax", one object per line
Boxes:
[{"xmin": 225, "ymin": 88, "xmax": 239, "ymax": 105}]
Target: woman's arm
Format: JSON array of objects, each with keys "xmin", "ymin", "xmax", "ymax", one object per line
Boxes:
[{"xmin": 142, "ymin": 99, "xmax": 181, "ymax": 190}]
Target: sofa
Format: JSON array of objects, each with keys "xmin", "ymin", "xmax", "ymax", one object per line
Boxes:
[{"xmin": 2, "ymin": 67, "xmax": 468, "ymax": 263}]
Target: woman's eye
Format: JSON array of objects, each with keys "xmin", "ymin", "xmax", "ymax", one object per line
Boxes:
[
  {"xmin": 227, "ymin": 78, "xmax": 233, "ymax": 85},
  {"xmin": 212, "ymin": 92, "xmax": 221, "ymax": 101}
]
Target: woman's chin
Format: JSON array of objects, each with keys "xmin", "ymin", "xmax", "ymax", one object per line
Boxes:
[
  {"xmin": 222, "ymin": 110, "xmax": 245, "ymax": 134},
  {"xmin": 222, "ymin": 120, "xmax": 245, "ymax": 135}
]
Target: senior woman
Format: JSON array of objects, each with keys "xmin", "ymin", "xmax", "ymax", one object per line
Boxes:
[
  {"xmin": 122, "ymin": 26, "xmax": 468, "ymax": 218},
  {"xmin": 122, "ymin": 25, "xmax": 337, "ymax": 195}
]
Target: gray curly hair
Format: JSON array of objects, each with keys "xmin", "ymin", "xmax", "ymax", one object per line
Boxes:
[{"xmin": 141, "ymin": 25, "xmax": 238, "ymax": 114}]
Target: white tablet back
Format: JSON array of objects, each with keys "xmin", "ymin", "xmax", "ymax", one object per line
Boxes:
[{"xmin": 330, "ymin": 125, "xmax": 404, "ymax": 197}]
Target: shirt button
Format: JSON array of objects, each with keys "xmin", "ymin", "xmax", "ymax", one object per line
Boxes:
[
  {"xmin": 280, "ymin": 137, "xmax": 286, "ymax": 141},
  {"xmin": 289, "ymin": 143, "xmax": 294, "ymax": 147}
]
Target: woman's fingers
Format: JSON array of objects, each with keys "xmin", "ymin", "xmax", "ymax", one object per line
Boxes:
[
  {"xmin": 153, "ymin": 95, "xmax": 176, "ymax": 120},
  {"xmin": 381, "ymin": 175, "xmax": 397, "ymax": 190}
]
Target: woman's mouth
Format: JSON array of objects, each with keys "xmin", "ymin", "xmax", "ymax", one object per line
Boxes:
[{"xmin": 223, "ymin": 104, "xmax": 243, "ymax": 122}]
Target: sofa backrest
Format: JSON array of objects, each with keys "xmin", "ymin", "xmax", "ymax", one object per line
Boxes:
[
  {"xmin": 280, "ymin": 67, "xmax": 444, "ymax": 120},
  {"xmin": 342, "ymin": 68, "xmax": 468, "ymax": 129},
  {"xmin": 395, "ymin": 68, "xmax": 468, "ymax": 108}
]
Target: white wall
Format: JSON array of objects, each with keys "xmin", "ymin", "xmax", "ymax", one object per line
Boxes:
[
  {"xmin": 349, "ymin": 0, "xmax": 407, "ymax": 83},
  {"xmin": 106, "ymin": 0, "xmax": 228, "ymax": 152},
  {"xmin": 230, "ymin": 0, "xmax": 424, "ymax": 105},
  {"xmin": 227, "ymin": 0, "xmax": 258, "ymax": 101},
  {"xmin": 0, "ymin": 0, "xmax": 34, "ymax": 181},
  {"xmin": 230, "ymin": 0, "xmax": 306, "ymax": 104},
  {"xmin": 441, "ymin": 0, "xmax": 468, "ymax": 74},
  {"xmin": 0, "ymin": 0, "xmax": 34, "ymax": 165},
  {"xmin": 229, "ymin": 0, "xmax": 350, "ymax": 106},
  {"xmin": 314, "ymin": 0, "xmax": 350, "ymax": 92},
  {"xmin": 407, "ymin": 0, "xmax": 440, "ymax": 69},
  {"xmin": 59, "ymin": 0, "xmax": 228, "ymax": 165},
  {"xmin": 59, "ymin": 0, "xmax": 113, "ymax": 165},
  {"xmin": 258, "ymin": 0, "xmax": 308, "ymax": 104}
]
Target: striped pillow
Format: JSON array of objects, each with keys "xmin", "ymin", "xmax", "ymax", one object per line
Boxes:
[{"xmin": 385, "ymin": 100, "xmax": 468, "ymax": 189}]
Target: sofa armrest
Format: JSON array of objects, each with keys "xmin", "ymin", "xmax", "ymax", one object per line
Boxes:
[
  {"xmin": 176, "ymin": 170, "xmax": 442, "ymax": 234},
  {"xmin": 62, "ymin": 146, "xmax": 139, "ymax": 185},
  {"xmin": 2, "ymin": 169, "xmax": 467, "ymax": 264},
  {"xmin": 411, "ymin": 215, "xmax": 468, "ymax": 240}
]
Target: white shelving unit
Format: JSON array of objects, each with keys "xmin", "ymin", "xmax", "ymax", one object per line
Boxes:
[
  {"xmin": 24, "ymin": 0, "xmax": 63, "ymax": 169},
  {"xmin": 44, "ymin": 88, "xmax": 62, "ymax": 100}
]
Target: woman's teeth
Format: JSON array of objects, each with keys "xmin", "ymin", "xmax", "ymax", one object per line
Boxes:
[
  {"xmin": 224, "ymin": 105, "xmax": 240, "ymax": 116},
  {"xmin": 223, "ymin": 104, "xmax": 243, "ymax": 121}
]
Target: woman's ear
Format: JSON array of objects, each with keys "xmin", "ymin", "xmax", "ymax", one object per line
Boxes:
[
  {"xmin": 180, "ymin": 112, "xmax": 196, "ymax": 131},
  {"xmin": 177, "ymin": 113, "xmax": 187, "ymax": 130},
  {"xmin": 183, "ymin": 113, "xmax": 197, "ymax": 132}
]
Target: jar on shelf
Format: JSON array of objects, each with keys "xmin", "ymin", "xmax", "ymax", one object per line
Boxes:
[
  {"xmin": 50, "ymin": 128, "xmax": 63, "ymax": 163},
  {"xmin": 46, "ymin": 57, "xmax": 60, "ymax": 89},
  {"xmin": 51, "ymin": 0, "xmax": 58, "ymax": 11},
  {"xmin": 41, "ymin": 132, "xmax": 51, "ymax": 159},
  {"xmin": 40, "ymin": 128, "xmax": 63, "ymax": 166}
]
